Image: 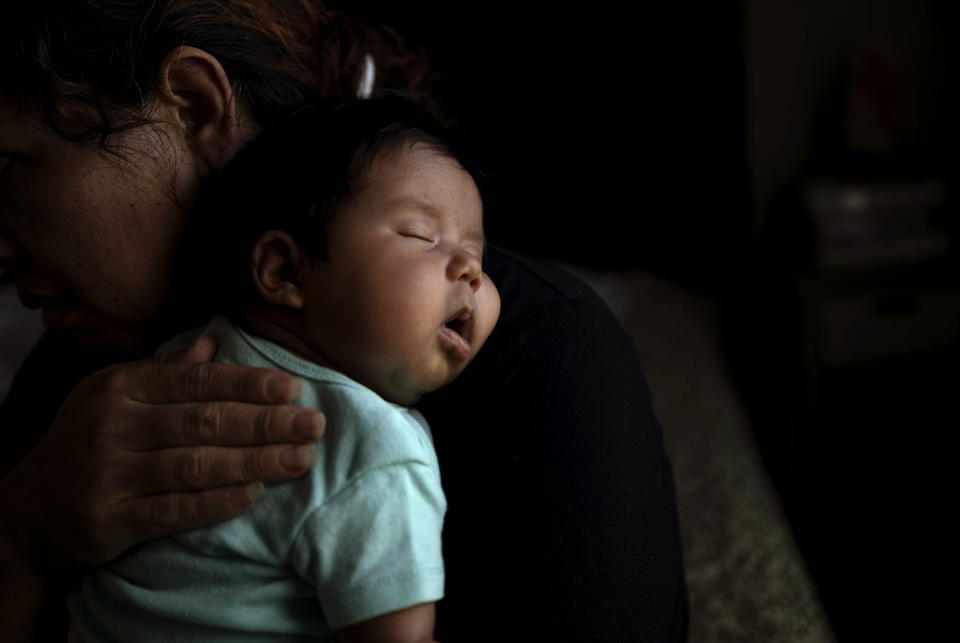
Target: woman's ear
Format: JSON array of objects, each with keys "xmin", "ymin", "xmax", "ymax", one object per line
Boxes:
[
  {"xmin": 250, "ymin": 231, "xmax": 310, "ymax": 309},
  {"xmin": 155, "ymin": 46, "xmax": 251, "ymax": 172}
]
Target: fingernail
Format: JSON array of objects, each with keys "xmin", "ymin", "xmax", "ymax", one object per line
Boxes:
[
  {"xmin": 246, "ymin": 481, "xmax": 266, "ymax": 503},
  {"xmin": 267, "ymin": 375, "xmax": 288, "ymax": 401},
  {"xmin": 228, "ymin": 482, "xmax": 265, "ymax": 507},
  {"xmin": 280, "ymin": 444, "xmax": 316, "ymax": 472},
  {"xmin": 293, "ymin": 412, "xmax": 323, "ymax": 440},
  {"xmin": 268, "ymin": 375, "xmax": 303, "ymax": 402}
]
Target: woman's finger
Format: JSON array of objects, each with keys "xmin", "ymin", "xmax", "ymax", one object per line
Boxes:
[
  {"xmin": 124, "ymin": 401, "xmax": 325, "ymax": 450},
  {"xmin": 118, "ymin": 360, "xmax": 304, "ymax": 405},
  {"xmin": 121, "ymin": 443, "xmax": 319, "ymax": 495},
  {"xmin": 99, "ymin": 333, "xmax": 303, "ymax": 405},
  {"xmin": 115, "ymin": 482, "xmax": 267, "ymax": 542},
  {"xmin": 151, "ymin": 334, "xmax": 219, "ymax": 366}
]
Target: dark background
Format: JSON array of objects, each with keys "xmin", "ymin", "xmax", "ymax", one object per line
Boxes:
[
  {"xmin": 337, "ymin": 1, "xmax": 959, "ymax": 639},
  {"xmin": 334, "ymin": 1, "xmax": 750, "ymax": 283}
]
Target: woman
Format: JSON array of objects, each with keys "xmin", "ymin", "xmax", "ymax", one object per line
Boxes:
[{"xmin": 0, "ymin": 1, "xmax": 686, "ymax": 640}]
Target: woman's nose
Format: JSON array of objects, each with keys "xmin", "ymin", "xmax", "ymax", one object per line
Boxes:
[{"xmin": 447, "ymin": 249, "xmax": 483, "ymax": 292}]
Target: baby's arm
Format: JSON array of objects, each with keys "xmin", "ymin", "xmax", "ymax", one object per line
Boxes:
[
  {"xmin": 291, "ymin": 404, "xmax": 445, "ymax": 642},
  {"xmin": 335, "ymin": 602, "xmax": 436, "ymax": 643}
]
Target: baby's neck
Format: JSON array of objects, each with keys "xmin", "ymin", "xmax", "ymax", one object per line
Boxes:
[{"xmin": 242, "ymin": 305, "xmax": 338, "ymax": 372}]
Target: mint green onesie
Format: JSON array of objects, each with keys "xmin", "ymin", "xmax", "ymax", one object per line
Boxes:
[{"xmin": 68, "ymin": 317, "xmax": 446, "ymax": 641}]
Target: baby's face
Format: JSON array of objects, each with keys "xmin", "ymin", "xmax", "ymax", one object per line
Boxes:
[{"xmin": 300, "ymin": 143, "xmax": 500, "ymax": 405}]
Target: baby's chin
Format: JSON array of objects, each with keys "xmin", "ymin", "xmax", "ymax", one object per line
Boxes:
[
  {"xmin": 374, "ymin": 367, "xmax": 465, "ymax": 407},
  {"xmin": 388, "ymin": 390, "xmax": 424, "ymax": 406},
  {"xmin": 376, "ymin": 378, "xmax": 429, "ymax": 407}
]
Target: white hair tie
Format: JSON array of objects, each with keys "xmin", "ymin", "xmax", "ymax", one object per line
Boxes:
[{"xmin": 356, "ymin": 53, "xmax": 375, "ymax": 99}]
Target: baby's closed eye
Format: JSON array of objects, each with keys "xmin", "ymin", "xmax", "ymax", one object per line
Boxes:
[{"xmin": 396, "ymin": 222, "xmax": 437, "ymax": 244}]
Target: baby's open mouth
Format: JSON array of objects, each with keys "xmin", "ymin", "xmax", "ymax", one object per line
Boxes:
[{"xmin": 440, "ymin": 308, "xmax": 474, "ymax": 357}]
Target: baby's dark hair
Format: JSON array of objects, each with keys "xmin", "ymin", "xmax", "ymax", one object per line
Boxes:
[{"xmin": 183, "ymin": 92, "xmax": 481, "ymax": 311}]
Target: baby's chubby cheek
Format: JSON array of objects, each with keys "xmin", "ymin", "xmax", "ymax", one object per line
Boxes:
[{"xmin": 474, "ymin": 277, "xmax": 502, "ymax": 349}]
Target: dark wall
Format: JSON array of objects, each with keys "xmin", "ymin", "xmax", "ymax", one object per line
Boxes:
[
  {"xmin": 733, "ymin": 3, "xmax": 959, "ymax": 638},
  {"xmin": 336, "ymin": 2, "xmax": 749, "ymax": 284}
]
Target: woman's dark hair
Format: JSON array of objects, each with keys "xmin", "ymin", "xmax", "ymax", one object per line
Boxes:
[
  {"xmin": 1, "ymin": 0, "xmax": 428, "ymax": 145},
  {"xmin": 181, "ymin": 92, "xmax": 483, "ymax": 313}
]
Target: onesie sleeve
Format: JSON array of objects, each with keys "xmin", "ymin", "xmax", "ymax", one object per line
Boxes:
[{"xmin": 289, "ymin": 459, "xmax": 446, "ymax": 629}]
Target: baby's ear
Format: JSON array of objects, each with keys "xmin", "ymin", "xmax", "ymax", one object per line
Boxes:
[{"xmin": 250, "ymin": 231, "xmax": 308, "ymax": 309}]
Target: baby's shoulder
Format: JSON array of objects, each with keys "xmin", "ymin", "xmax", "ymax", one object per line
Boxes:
[
  {"xmin": 308, "ymin": 376, "xmax": 431, "ymax": 454},
  {"xmin": 294, "ymin": 375, "xmax": 437, "ymax": 495}
]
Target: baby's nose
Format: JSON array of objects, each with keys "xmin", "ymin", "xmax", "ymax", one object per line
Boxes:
[{"xmin": 448, "ymin": 250, "xmax": 482, "ymax": 291}]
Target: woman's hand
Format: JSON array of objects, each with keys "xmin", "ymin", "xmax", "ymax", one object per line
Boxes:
[{"xmin": 0, "ymin": 334, "xmax": 325, "ymax": 571}]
